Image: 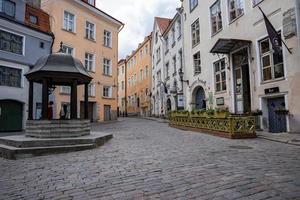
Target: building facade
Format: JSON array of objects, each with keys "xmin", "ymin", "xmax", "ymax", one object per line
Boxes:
[
  {"xmin": 0, "ymin": 0, "xmax": 53, "ymax": 132},
  {"xmin": 182, "ymin": 0, "xmax": 300, "ymax": 133},
  {"xmin": 126, "ymin": 35, "xmax": 152, "ymax": 116},
  {"xmin": 162, "ymin": 8, "xmax": 186, "ymax": 113},
  {"xmin": 117, "ymin": 59, "xmax": 126, "ymax": 116},
  {"xmin": 41, "ymin": 0, "xmax": 123, "ymax": 122},
  {"xmin": 151, "ymin": 17, "xmax": 172, "ymax": 117}
]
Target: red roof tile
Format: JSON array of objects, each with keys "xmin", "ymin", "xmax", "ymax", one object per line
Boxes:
[{"xmin": 155, "ymin": 17, "xmax": 172, "ymax": 34}]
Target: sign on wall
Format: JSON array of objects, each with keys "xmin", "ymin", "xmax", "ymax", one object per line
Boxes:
[{"xmin": 177, "ymin": 95, "xmax": 185, "ymax": 108}]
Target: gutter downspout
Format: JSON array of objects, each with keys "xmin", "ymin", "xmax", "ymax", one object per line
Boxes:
[{"xmin": 296, "ymin": 0, "xmax": 300, "ymax": 46}]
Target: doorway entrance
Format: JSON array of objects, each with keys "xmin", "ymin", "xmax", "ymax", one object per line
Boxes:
[
  {"xmin": 0, "ymin": 100, "xmax": 23, "ymax": 132},
  {"xmin": 104, "ymin": 105, "xmax": 111, "ymax": 121},
  {"xmin": 193, "ymin": 87, "xmax": 206, "ymax": 110},
  {"xmin": 267, "ymin": 97, "xmax": 287, "ymax": 133},
  {"xmin": 80, "ymin": 102, "xmax": 94, "ymax": 122},
  {"xmin": 232, "ymin": 48, "xmax": 251, "ymax": 114}
]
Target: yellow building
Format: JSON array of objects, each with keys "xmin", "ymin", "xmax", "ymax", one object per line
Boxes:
[
  {"xmin": 41, "ymin": 0, "xmax": 123, "ymax": 121},
  {"xmin": 126, "ymin": 34, "xmax": 152, "ymax": 116}
]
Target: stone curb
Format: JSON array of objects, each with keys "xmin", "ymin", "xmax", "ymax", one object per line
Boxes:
[{"xmin": 257, "ymin": 135, "xmax": 300, "ymax": 147}]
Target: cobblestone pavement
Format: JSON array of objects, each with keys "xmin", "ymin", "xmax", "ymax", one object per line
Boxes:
[{"xmin": 1, "ymin": 118, "xmax": 300, "ymax": 200}]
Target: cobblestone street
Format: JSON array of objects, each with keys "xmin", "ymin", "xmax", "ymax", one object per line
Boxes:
[{"xmin": 0, "ymin": 118, "xmax": 300, "ymax": 200}]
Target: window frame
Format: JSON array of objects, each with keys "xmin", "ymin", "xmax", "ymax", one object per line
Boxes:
[
  {"xmin": 191, "ymin": 19, "xmax": 200, "ymax": 47},
  {"xmin": 193, "ymin": 51, "xmax": 201, "ymax": 75},
  {"xmin": 0, "ymin": 0, "xmax": 16, "ymax": 18},
  {"xmin": 103, "ymin": 86, "xmax": 112, "ymax": 98},
  {"xmin": 85, "ymin": 21, "xmax": 96, "ymax": 41},
  {"xmin": 61, "ymin": 44, "xmax": 74, "ymax": 56},
  {"xmin": 210, "ymin": 0, "xmax": 223, "ymax": 36},
  {"xmin": 214, "ymin": 59, "xmax": 227, "ymax": 93},
  {"xmin": 258, "ymin": 35, "xmax": 285, "ymax": 83},
  {"xmin": 103, "ymin": 58, "xmax": 112, "ymax": 76},
  {"xmin": 228, "ymin": 0, "xmax": 245, "ymax": 24},
  {"xmin": 0, "ymin": 65, "xmax": 22, "ymax": 88},
  {"xmin": 104, "ymin": 30, "xmax": 112, "ymax": 48},
  {"xmin": 0, "ymin": 28, "xmax": 25, "ymax": 56},
  {"xmin": 63, "ymin": 10, "xmax": 76, "ymax": 33},
  {"xmin": 189, "ymin": 0, "xmax": 198, "ymax": 12},
  {"xmin": 84, "ymin": 52, "xmax": 95, "ymax": 72}
]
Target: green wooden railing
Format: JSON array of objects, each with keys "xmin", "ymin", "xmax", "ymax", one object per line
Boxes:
[{"xmin": 169, "ymin": 114, "xmax": 256, "ymax": 138}]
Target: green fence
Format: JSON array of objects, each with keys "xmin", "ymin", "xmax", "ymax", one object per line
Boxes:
[{"xmin": 170, "ymin": 114, "xmax": 256, "ymax": 138}]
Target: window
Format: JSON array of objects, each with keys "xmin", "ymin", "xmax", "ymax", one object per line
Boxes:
[
  {"xmin": 140, "ymin": 49, "xmax": 143, "ymax": 59},
  {"xmin": 88, "ymin": 83, "xmax": 95, "ymax": 97},
  {"xmin": 259, "ymin": 37, "xmax": 284, "ymax": 81},
  {"xmin": 61, "ymin": 45, "xmax": 73, "ymax": 55},
  {"xmin": 0, "ymin": 29, "xmax": 23, "ymax": 55},
  {"xmin": 29, "ymin": 15, "xmax": 38, "ymax": 24},
  {"xmin": 210, "ymin": 0, "xmax": 223, "ymax": 35},
  {"xmin": 63, "ymin": 11, "xmax": 75, "ymax": 32},
  {"xmin": 0, "ymin": 0, "xmax": 15, "ymax": 18},
  {"xmin": 140, "ymin": 69, "xmax": 143, "ymax": 81},
  {"xmin": 252, "ymin": 0, "xmax": 263, "ymax": 7},
  {"xmin": 191, "ymin": 19, "xmax": 200, "ymax": 47},
  {"xmin": 0, "ymin": 66, "xmax": 21, "ymax": 87},
  {"xmin": 156, "ymin": 47, "xmax": 161, "ymax": 62},
  {"xmin": 103, "ymin": 58, "xmax": 112, "ymax": 76},
  {"xmin": 172, "ymin": 27, "xmax": 176, "ymax": 45},
  {"xmin": 228, "ymin": 0, "xmax": 244, "ymax": 22},
  {"xmin": 193, "ymin": 51, "xmax": 201, "ymax": 75},
  {"xmin": 145, "ymin": 66, "xmax": 149, "ymax": 77},
  {"xmin": 177, "ymin": 18, "xmax": 182, "ymax": 38},
  {"xmin": 179, "ymin": 49, "xmax": 183, "ymax": 69},
  {"xmin": 85, "ymin": 21, "xmax": 95, "ymax": 40},
  {"xmin": 121, "ymin": 81, "xmax": 124, "ymax": 90},
  {"xmin": 103, "ymin": 86, "xmax": 112, "ymax": 98},
  {"xmin": 189, "ymin": 0, "xmax": 198, "ymax": 11},
  {"xmin": 165, "ymin": 62, "xmax": 169, "ymax": 78},
  {"xmin": 85, "ymin": 53, "xmax": 94, "ymax": 72},
  {"xmin": 155, "ymin": 32, "xmax": 158, "ymax": 44},
  {"xmin": 214, "ymin": 59, "xmax": 227, "ymax": 92},
  {"xmin": 87, "ymin": 0, "xmax": 95, "ymax": 5},
  {"xmin": 157, "ymin": 70, "xmax": 161, "ymax": 83},
  {"xmin": 145, "ymin": 45, "xmax": 148, "ymax": 54},
  {"xmin": 60, "ymin": 86, "xmax": 71, "ymax": 95},
  {"xmin": 165, "ymin": 36, "xmax": 169, "ymax": 52},
  {"xmin": 122, "ymin": 66, "xmax": 125, "ymax": 74},
  {"xmin": 172, "ymin": 55, "xmax": 176, "ymax": 73},
  {"xmin": 104, "ymin": 30, "xmax": 112, "ymax": 47}
]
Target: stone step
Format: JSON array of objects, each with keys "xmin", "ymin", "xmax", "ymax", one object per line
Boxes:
[
  {"xmin": 26, "ymin": 128, "xmax": 90, "ymax": 133},
  {"xmin": 0, "ymin": 143, "xmax": 95, "ymax": 160},
  {"xmin": 0, "ymin": 133, "xmax": 112, "ymax": 148}
]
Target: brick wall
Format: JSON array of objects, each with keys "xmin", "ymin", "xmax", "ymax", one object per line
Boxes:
[{"xmin": 25, "ymin": 4, "xmax": 51, "ymax": 34}]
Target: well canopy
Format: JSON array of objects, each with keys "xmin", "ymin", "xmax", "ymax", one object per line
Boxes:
[
  {"xmin": 25, "ymin": 52, "xmax": 92, "ymax": 85},
  {"xmin": 210, "ymin": 38, "xmax": 252, "ymax": 54}
]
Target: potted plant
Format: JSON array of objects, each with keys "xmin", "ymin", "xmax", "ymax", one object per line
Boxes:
[
  {"xmin": 206, "ymin": 109, "xmax": 215, "ymax": 118},
  {"xmin": 214, "ymin": 107, "xmax": 229, "ymax": 119}
]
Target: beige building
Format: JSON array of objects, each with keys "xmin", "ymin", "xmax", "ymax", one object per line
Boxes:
[
  {"xmin": 117, "ymin": 59, "xmax": 126, "ymax": 116},
  {"xmin": 182, "ymin": 0, "xmax": 300, "ymax": 133},
  {"xmin": 42, "ymin": 0, "xmax": 123, "ymax": 121},
  {"xmin": 126, "ymin": 35, "xmax": 152, "ymax": 116}
]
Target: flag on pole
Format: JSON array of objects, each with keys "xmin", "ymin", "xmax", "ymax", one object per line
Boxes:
[{"xmin": 258, "ymin": 6, "xmax": 282, "ymax": 55}]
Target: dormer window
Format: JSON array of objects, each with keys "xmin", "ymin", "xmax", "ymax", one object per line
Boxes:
[
  {"xmin": 0, "ymin": 0, "xmax": 16, "ymax": 18},
  {"xmin": 29, "ymin": 14, "xmax": 38, "ymax": 24}
]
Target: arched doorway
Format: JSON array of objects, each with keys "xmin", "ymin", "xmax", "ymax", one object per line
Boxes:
[
  {"xmin": 0, "ymin": 100, "xmax": 23, "ymax": 132},
  {"xmin": 193, "ymin": 87, "xmax": 206, "ymax": 109}
]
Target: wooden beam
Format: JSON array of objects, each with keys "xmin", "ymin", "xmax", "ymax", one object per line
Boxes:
[
  {"xmin": 84, "ymin": 83, "xmax": 89, "ymax": 119},
  {"xmin": 41, "ymin": 79, "xmax": 48, "ymax": 120},
  {"xmin": 70, "ymin": 80, "xmax": 78, "ymax": 119},
  {"xmin": 28, "ymin": 81, "xmax": 33, "ymax": 120}
]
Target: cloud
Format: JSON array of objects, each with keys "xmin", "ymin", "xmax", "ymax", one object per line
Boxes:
[{"xmin": 96, "ymin": 0, "xmax": 181, "ymax": 59}]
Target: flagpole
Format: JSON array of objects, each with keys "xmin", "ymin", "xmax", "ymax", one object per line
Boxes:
[{"xmin": 258, "ymin": 6, "xmax": 292, "ymax": 55}]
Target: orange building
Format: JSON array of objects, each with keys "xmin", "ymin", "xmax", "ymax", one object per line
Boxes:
[
  {"xmin": 126, "ymin": 34, "xmax": 152, "ymax": 116},
  {"xmin": 41, "ymin": 0, "xmax": 123, "ymax": 121}
]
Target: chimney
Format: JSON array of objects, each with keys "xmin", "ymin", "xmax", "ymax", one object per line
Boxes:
[{"xmin": 25, "ymin": 0, "xmax": 41, "ymax": 8}]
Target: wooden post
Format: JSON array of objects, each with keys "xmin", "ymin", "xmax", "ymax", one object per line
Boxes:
[
  {"xmin": 84, "ymin": 83, "xmax": 89, "ymax": 119},
  {"xmin": 70, "ymin": 80, "xmax": 78, "ymax": 119},
  {"xmin": 28, "ymin": 81, "xmax": 33, "ymax": 120},
  {"xmin": 41, "ymin": 79, "xmax": 48, "ymax": 120}
]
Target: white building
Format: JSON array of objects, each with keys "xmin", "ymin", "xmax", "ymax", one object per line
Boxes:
[
  {"xmin": 182, "ymin": 0, "xmax": 300, "ymax": 133},
  {"xmin": 151, "ymin": 17, "xmax": 172, "ymax": 116},
  {"xmin": 162, "ymin": 8, "xmax": 186, "ymax": 112}
]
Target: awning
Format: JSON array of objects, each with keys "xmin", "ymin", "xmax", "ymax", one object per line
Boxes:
[{"xmin": 210, "ymin": 38, "xmax": 252, "ymax": 54}]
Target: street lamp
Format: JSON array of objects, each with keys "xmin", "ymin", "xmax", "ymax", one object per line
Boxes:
[{"xmin": 178, "ymin": 68, "xmax": 189, "ymax": 85}]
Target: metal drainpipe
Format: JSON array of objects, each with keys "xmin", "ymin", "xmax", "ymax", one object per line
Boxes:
[{"xmin": 296, "ymin": 0, "xmax": 300, "ymax": 46}]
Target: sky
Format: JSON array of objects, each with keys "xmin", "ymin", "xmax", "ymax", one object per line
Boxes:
[{"xmin": 96, "ymin": 0, "xmax": 182, "ymax": 59}]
